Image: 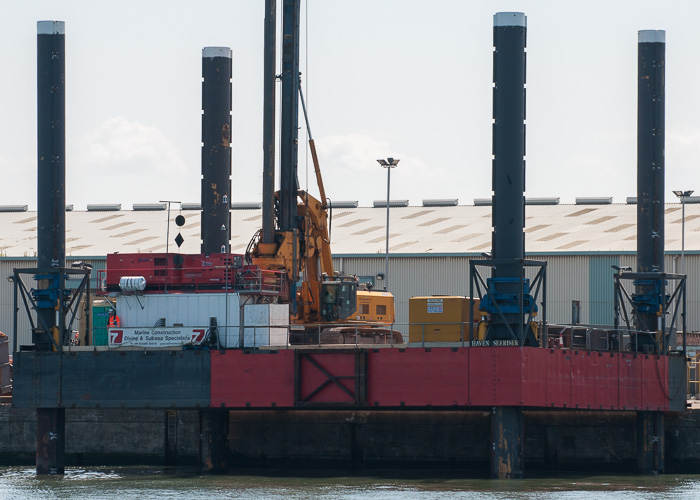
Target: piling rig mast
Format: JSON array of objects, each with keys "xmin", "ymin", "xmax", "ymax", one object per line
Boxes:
[{"xmin": 248, "ymin": 0, "xmax": 399, "ymax": 343}]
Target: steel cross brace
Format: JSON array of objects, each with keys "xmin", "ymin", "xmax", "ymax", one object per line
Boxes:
[{"xmin": 299, "ymin": 353, "xmax": 355, "ymax": 402}]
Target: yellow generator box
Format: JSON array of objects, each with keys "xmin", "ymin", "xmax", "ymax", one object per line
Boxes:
[
  {"xmin": 353, "ymin": 290, "xmax": 395, "ymax": 324},
  {"xmin": 408, "ymin": 296, "xmax": 480, "ymax": 343}
]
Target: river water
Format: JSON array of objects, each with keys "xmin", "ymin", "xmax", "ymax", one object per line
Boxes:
[{"xmin": 1, "ymin": 467, "xmax": 700, "ymax": 499}]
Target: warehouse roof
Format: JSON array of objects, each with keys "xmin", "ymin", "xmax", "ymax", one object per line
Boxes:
[{"xmin": 0, "ymin": 203, "xmax": 698, "ymax": 257}]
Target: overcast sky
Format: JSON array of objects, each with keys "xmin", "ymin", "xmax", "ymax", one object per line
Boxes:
[{"xmin": 1, "ymin": 1, "xmax": 699, "ymax": 210}]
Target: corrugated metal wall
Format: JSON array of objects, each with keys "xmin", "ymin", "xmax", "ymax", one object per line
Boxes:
[
  {"xmin": 588, "ymin": 255, "xmax": 619, "ymax": 325},
  {"xmin": 679, "ymin": 256, "xmax": 700, "ymax": 334},
  {"xmin": 336, "ymin": 256, "xmax": 475, "ymax": 336},
  {"xmin": 336, "ymin": 254, "xmax": 593, "ymax": 331},
  {"xmin": 336, "ymin": 254, "xmax": 700, "ymax": 334},
  {"xmin": 0, "ymin": 258, "xmax": 106, "ymax": 351},
  {"xmin": 529, "ymin": 254, "xmax": 590, "ymax": 326}
]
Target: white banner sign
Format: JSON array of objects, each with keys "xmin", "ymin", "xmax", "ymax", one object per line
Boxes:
[{"xmin": 108, "ymin": 327, "xmax": 207, "ymax": 347}]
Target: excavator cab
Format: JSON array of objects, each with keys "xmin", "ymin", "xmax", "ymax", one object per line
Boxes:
[{"xmin": 320, "ymin": 277, "xmax": 357, "ymax": 322}]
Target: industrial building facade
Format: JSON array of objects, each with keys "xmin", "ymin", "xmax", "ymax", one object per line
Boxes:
[{"xmin": 1, "ymin": 202, "xmax": 698, "ymax": 350}]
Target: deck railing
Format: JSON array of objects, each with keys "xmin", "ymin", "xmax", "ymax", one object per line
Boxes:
[{"xmin": 80, "ymin": 319, "xmax": 688, "ymax": 355}]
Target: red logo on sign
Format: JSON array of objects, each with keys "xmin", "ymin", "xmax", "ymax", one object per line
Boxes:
[
  {"xmin": 110, "ymin": 329, "xmax": 123, "ymax": 344},
  {"xmin": 191, "ymin": 329, "xmax": 206, "ymax": 344}
]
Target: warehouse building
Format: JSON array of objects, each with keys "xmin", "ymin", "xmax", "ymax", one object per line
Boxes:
[{"xmin": 1, "ymin": 199, "xmax": 699, "ymax": 350}]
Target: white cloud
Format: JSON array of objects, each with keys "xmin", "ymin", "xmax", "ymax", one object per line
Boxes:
[
  {"xmin": 667, "ymin": 128, "xmax": 700, "ymax": 185},
  {"xmin": 313, "ymin": 134, "xmax": 391, "ymax": 174},
  {"xmin": 311, "ymin": 133, "xmax": 442, "ymax": 205},
  {"xmin": 69, "ymin": 117, "xmax": 196, "ymax": 208},
  {"xmin": 0, "ymin": 154, "xmax": 36, "ymax": 206}
]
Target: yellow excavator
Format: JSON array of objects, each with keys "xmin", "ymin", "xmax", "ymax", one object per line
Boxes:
[
  {"xmin": 248, "ymin": 179, "xmax": 400, "ymax": 344},
  {"xmin": 247, "ymin": 84, "xmax": 400, "ymax": 344}
]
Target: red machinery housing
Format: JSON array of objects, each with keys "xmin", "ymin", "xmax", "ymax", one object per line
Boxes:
[
  {"xmin": 103, "ymin": 252, "xmax": 242, "ymax": 293},
  {"xmin": 101, "ymin": 252, "xmax": 286, "ymax": 296}
]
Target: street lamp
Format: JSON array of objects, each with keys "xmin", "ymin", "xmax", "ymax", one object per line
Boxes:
[
  {"xmin": 377, "ymin": 157, "xmax": 400, "ymax": 291},
  {"xmin": 673, "ymin": 190, "xmax": 694, "ymax": 274}
]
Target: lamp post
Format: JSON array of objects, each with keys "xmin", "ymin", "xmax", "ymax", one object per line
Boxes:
[
  {"xmin": 377, "ymin": 158, "xmax": 400, "ymax": 291},
  {"xmin": 159, "ymin": 200, "xmax": 181, "ymax": 254},
  {"xmin": 673, "ymin": 190, "xmax": 694, "ymax": 274},
  {"xmin": 159, "ymin": 200, "xmax": 181, "ymax": 293}
]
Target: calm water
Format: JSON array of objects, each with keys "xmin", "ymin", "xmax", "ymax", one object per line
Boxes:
[{"xmin": 1, "ymin": 467, "xmax": 700, "ymax": 499}]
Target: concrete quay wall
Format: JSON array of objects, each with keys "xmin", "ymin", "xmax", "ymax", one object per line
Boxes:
[
  {"xmin": 2, "ymin": 406, "xmax": 700, "ymax": 473},
  {"xmin": 0, "ymin": 406, "xmax": 199, "ymax": 466}
]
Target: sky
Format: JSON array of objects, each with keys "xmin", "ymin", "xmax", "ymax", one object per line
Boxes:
[{"xmin": 1, "ymin": 1, "xmax": 700, "ymax": 210}]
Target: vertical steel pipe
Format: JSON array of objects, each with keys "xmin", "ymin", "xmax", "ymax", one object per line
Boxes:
[
  {"xmin": 201, "ymin": 47, "xmax": 232, "ymax": 254},
  {"xmin": 637, "ymin": 411, "xmax": 665, "ymax": 474},
  {"xmin": 635, "ymin": 30, "xmax": 665, "ymax": 333},
  {"xmin": 279, "ymin": 0, "xmax": 301, "ymax": 233},
  {"xmin": 635, "ymin": 31, "xmax": 666, "ymax": 470},
  {"xmin": 491, "ymin": 406, "xmax": 523, "ymax": 479},
  {"xmin": 484, "ymin": 12, "xmax": 530, "ymax": 344},
  {"xmin": 492, "ymin": 12, "xmax": 526, "ymax": 277},
  {"xmin": 199, "ymin": 409, "xmax": 229, "ymax": 473},
  {"xmin": 637, "ymin": 30, "xmax": 665, "ymax": 275},
  {"xmin": 36, "ymin": 20, "xmax": 66, "ymax": 350},
  {"xmin": 261, "ymin": 0, "xmax": 277, "ymax": 244},
  {"xmin": 385, "ymin": 167, "xmax": 391, "ymax": 291},
  {"xmin": 36, "ymin": 407, "xmax": 65, "ymax": 474},
  {"xmin": 35, "ymin": 21, "xmax": 68, "ymax": 476},
  {"xmin": 681, "ymin": 200, "xmax": 686, "ymax": 273},
  {"xmin": 488, "ymin": 13, "xmax": 528, "ymax": 479}
]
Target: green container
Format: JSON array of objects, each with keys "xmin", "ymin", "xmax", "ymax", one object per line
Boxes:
[{"xmin": 92, "ymin": 303, "xmax": 112, "ymax": 346}]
